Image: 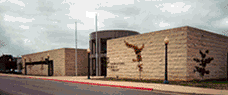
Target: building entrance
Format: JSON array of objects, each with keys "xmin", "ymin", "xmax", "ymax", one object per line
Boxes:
[
  {"xmin": 92, "ymin": 58, "xmax": 96, "ymax": 76},
  {"xmin": 101, "ymin": 57, "xmax": 107, "ymax": 76},
  {"xmin": 25, "ymin": 60, "xmax": 53, "ymax": 76}
]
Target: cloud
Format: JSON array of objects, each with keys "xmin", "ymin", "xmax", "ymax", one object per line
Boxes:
[
  {"xmin": 4, "ymin": 14, "xmax": 35, "ymax": 23},
  {"xmin": 96, "ymin": 0, "xmax": 135, "ymax": 7},
  {"xmin": 0, "ymin": 0, "xmax": 25, "ymax": 7},
  {"xmin": 24, "ymin": 39, "xmax": 31, "ymax": 43},
  {"xmin": 159, "ymin": 21, "xmax": 170, "ymax": 27},
  {"xmin": 104, "ymin": 19, "xmax": 129, "ymax": 29},
  {"xmin": 211, "ymin": 17, "xmax": 228, "ymax": 28},
  {"xmin": 19, "ymin": 25, "xmax": 29, "ymax": 29},
  {"xmin": 37, "ymin": 0, "xmax": 55, "ymax": 12},
  {"xmin": 0, "ymin": 0, "xmax": 228, "ymax": 57},
  {"xmin": 0, "ymin": 0, "xmax": 6, "ymax": 3},
  {"xmin": 124, "ymin": 17, "xmax": 131, "ymax": 19},
  {"xmin": 67, "ymin": 24, "xmax": 75, "ymax": 30},
  {"xmin": 97, "ymin": 5, "xmax": 141, "ymax": 16},
  {"xmin": 155, "ymin": 2, "xmax": 191, "ymax": 14},
  {"xmin": 145, "ymin": 0, "xmax": 162, "ymax": 1},
  {"xmin": 8, "ymin": 0, "xmax": 25, "ymax": 7},
  {"xmin": 86, "ymin": 11, "xmax": 98, "ymax": 19},
  {"xmin": 36, "ymin": 0, "xmax": 62, "ymax": 16}
]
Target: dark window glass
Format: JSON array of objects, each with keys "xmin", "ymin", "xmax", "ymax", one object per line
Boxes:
[{"xmin": 101, "ymin": 39, "xmax": 107, "ymax": 53}]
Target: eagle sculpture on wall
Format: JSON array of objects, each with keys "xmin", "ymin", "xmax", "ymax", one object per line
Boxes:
[{"xmin": 124, "ymin": 40, "xmax": 144, "ymax": 62}]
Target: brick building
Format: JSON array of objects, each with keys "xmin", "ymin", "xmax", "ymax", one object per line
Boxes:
[
  {"xmin": 89, "ymin": 30, "xmax": 140, "ymax": 76},
  {"xmin": 21, "ymin": 48, "xmax": 88, "ymax": 76},
  {"xmin": 106, "ymin": 26, "xmax": 228, "ymax": 81}
]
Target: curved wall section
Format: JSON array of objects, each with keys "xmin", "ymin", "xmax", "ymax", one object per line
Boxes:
[{"xmin": 89, "ymin": 30, "xmax": 139, "ymax": 40}]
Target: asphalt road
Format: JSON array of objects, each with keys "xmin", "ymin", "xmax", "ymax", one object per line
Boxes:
[{"xmin": 0, "ymin": 76, "xmax": 196, "ymax": 95}]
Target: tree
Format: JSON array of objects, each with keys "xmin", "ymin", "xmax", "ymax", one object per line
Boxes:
[
  {"xmin": 193, "ymin": 50, "xmax": 214, "ymax": 81},
  {"xmin": 221, "ymin": 30, "xmax": 228, "ymax": 37},
  {"xmin": 0, "ymin": 40, "xmax": 7, "ymax": 48},
  {"xmin": 1, "ymin": 55, "xmax": 17, "ymax": 72}
]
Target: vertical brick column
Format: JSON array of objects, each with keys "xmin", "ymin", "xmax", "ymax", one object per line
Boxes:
[
  {"xmin": 89, "ymin": 40, "xmax": 92, "ymax": 76},
  {"xmin": 99, "ymin": 38, "xmax": 101, "ymax": 76}
]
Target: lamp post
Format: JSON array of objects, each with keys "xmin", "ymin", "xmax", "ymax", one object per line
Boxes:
[
  {"xmin": 46, "ymin": 53, "xmax": 50, "ymax": 61},
  {"xmin": 87, "ymin": 48, "xmax": 91, "ymax": 79},
  {"xmin": 24, "ymin": 57, "xmax": 27, "ymax": 75},
  {"xmin": 46, "ymin": 53, "xmax": 50, "ymax": 76},
  {"xmin": 47, "ymin": 53, "xmax": 50, "ymax": 59},
  {"xmin": 75, "ymin": 21, "xmax": 78, "ymax": 77},
  {"xmin": 164, "ymin": 36, "xmax": 169, "ymax": 84}
]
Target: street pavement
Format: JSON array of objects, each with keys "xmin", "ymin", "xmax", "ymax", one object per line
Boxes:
[
  {"xmin": 0, "ymin": 75, "xmax": 191, "ymax": 95},
  {"xmin": 0, "ymin": 73, "xmax": 227, "ymax": 95}
]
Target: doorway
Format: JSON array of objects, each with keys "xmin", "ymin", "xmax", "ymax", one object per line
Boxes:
[
  {"xmin": 92, "ymin": 58, "xmax": 96, "ymax": 76},
  {"xmin": 25, "ymin": 60, "xmax": 53, "ymax": 76},
  {"xmin": 48, "ymin": 61, "xmax": 53, "ymax": 76},
  {"xmin": 101, "ymin": 57, "xmax": 107, "ymax": 76}
]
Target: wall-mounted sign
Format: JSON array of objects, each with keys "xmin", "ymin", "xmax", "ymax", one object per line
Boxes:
[{"xmin": 107, "ymin": 62, "xmax": 124, "ymax": 72}]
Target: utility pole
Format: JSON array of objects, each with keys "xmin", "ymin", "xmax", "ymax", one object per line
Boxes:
[
  {"xmin": 96, "ymin": 13, "xmax": 98, "ymax": 76},
  {"xmin": 75, "ymin": 21, "xmax": 77, "ymax": 76}
]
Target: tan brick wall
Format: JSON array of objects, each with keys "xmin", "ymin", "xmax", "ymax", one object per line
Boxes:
[
  {"xmin": 22, "ymin": 48, "xmax": 65, "ymax": 76},
  {"xmin": 107, "ymin": 26, "xmax": 228, "ymax": 81},
  {"xmin": 107, "ymin": 27, "xmax": 189, "ymax": 81},
  {"xmin": 77, "ymin": 49, "xmax": 88, "ymax": 76},
  {"xmin": 65, "ymin": 49, "xmax": 76, "ymax": 76},
  {"xmin": 186, "ymin": 27, "xmax": 228, "ymax": 81},
  {"xmin": 65, "ymin": 49, "xmax": 88, "ymax": 76}
]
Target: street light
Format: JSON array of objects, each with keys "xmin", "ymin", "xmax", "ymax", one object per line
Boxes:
[
  {"xmin": 164, "ymin": 36, "xmax": 169, "ymax": 84},
  {"xmin": 45, "ymin": 53, "xmax": 51, "ymax": 76},
  {"xmin": 45, "ymin": 53, "xmax": 50, "ymax": 63},
  {"xmin": 47, "ymin": 53, "xmax": 50, "ymax": 59},
  {"xmin": 87, "ymin": 48, "xmax": 91, "ymax": 79}
]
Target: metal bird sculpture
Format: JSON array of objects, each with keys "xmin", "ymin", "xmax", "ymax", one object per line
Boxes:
[
  {"xmin": 124, "ymin": 40, "xmax": 145, "ymax": 80},
  {"xmin": 124, "ymin": 40, "xmax": 144, "ymax": 62}
]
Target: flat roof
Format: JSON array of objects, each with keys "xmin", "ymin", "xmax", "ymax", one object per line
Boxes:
[
  {"xmin": 22, "ymin": 48, "xmax": 86, "ymax": 56},
  {"xmin": 91, "ymin": 30, "xmax": 140, "ymax": 34}
]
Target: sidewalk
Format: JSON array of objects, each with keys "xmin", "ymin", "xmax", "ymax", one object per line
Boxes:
[{"xmin": 0, "ymin": 73, "xmax": 228, "ymax": 95}]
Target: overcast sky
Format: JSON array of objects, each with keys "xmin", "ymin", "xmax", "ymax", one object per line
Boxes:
[{"xmin": 0, "ymin": 0, "xmax": 228, "ymax": 57}]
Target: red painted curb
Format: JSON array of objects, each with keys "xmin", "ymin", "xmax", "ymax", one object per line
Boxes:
[
  {"xmin": 39, "ymin": 78, "xmax": 153, "ymax": 91},
  {"xmin": 0, "ymin": 75, "xmax": 153, "ymax": 91}
]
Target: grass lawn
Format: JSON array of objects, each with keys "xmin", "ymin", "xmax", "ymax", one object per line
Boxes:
[{"xmin": 90, "ymin": 77, "xmax": 228, "ymax": 90}]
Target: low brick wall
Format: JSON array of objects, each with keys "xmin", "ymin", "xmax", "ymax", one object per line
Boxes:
[
  {"xmin": 22, "ymin": 48, "xmax": 88, "ymax": 76},
  {"xmin": 22, "ymin": 48, "xmax": 65, "ymax": 76}
]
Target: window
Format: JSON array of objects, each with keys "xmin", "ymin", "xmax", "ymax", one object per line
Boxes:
[
  {"xmin": 92, "ymin": 40, "xmax": 96, "ymax": 54},
  {"xmin": 101, "ymin": 39, "xmax": 107, "ymax": 53}
]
